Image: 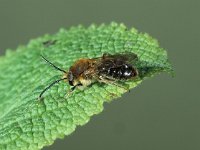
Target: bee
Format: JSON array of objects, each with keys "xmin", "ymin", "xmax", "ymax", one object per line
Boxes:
[{"xmin": 39, "ymin": 52, "xmax": 139, "ymax": 100}]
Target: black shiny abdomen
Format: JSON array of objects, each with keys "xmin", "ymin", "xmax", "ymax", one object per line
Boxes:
[
  {"xmin": 98, "ymin": 60, "xmax": 137, "ymax": 80},
  {"xmin": 109, "ymin": 64, "xmax": 134, "ymax": 79}
]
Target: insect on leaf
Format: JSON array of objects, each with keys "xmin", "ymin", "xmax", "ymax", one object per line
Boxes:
[{"xmin": 0, "ymin": 22, "xmax": 173, "ymax": 150}]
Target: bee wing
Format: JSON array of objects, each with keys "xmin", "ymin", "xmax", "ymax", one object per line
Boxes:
[{"xmin": 102, "ymin": 52, "xmax": 138, "ymax": 63}]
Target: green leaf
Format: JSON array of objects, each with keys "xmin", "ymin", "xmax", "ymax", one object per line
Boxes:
[{"xmin": 0, "ymin": 22, "xmax": 173, "ymax": 150}]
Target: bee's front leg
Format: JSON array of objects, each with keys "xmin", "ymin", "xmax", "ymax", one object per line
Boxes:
[{"xmin": 65, "ymin": 83, "xmax": 83, "ymax": 99}]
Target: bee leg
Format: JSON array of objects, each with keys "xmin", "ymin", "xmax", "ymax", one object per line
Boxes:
[
  {"xmin": 108, "ymin": 81, "xmax": 130, "ymax": 92},
  {"xmin": 64, "ymin": 89, "xmax": 73, "ymax": 99},
  {"xmin": 98, "ymin": 77, "xmax": 130, "ymax": 92},
  {"xmin": 99, "ymin": 78, "xmax": 130, "ymax": 99},
  {"xmin": 64, "ymin": 83, "xmax": 83, "ymax": 99}
]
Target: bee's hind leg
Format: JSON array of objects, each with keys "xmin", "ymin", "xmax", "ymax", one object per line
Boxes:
[{"xmin": 98, "ymin": 77, "xmax": 130, "ymax": 92}]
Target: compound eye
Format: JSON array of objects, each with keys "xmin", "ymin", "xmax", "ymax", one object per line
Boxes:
[
  {"xmin": 68, "ymin": 71, "xmax": 73, "ymax": 81},
  {"xmin": 68, "ymin": 71, "xmax": 74, "ymax": 86}
]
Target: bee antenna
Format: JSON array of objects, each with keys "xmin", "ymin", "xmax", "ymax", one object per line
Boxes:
[
  {"xmin": 41, "ymin": 55, "xmax": 67, "ymax": 74},
  {"xmin": 39, "ymin": 77, "xmax": 68, "ymax": 100}
]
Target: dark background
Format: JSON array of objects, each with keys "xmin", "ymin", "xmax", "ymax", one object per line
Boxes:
[{"xmin": 0, "ymin": 0, "xmax": 199, "ymax": 150}]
